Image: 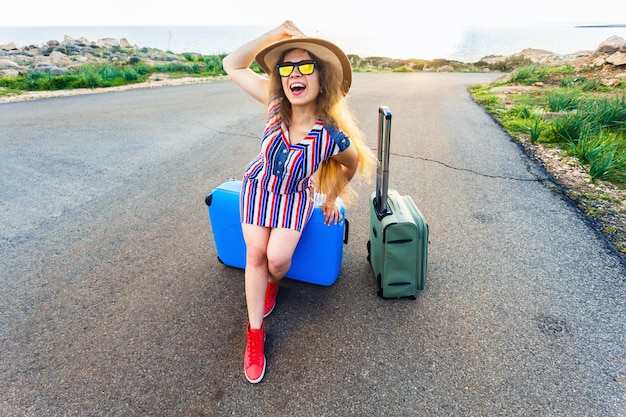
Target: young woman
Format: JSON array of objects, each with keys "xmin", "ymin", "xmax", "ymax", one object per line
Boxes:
[{"xmin": 222, "ymin": 20, "xmax": 375, "ymax": 383}]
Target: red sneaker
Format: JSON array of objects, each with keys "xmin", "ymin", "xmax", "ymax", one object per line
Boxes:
[
  {"xmin": 244, "ymin": 323, "xmax": 266, "ymax": 383},
  {"xmin": 263, "ymin": 281, "xmax": 279, "ymax": 318}
]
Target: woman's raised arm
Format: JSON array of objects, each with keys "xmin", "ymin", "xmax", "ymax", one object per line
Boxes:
[{"xmin": 222, "ymin": 21, "xmax": 305, "ymax": 104}]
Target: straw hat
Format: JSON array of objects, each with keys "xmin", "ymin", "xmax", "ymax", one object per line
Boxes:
[{"xmin": 255, "ymin": 37, "xmax": 352, "ymax": 95}]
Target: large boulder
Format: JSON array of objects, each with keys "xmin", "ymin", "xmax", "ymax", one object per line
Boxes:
[{"xmin": 596, "ymin": 35, "xmax": 626, "ymax": 53}]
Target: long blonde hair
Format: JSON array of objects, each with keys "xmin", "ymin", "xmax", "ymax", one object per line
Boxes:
[{"xmin": 268, "ymin": 50, "xmax": 375, "ymax": 204}]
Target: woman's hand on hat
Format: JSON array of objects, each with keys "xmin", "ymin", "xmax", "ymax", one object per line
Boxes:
[{"xmin": 274, "ymin": 20, "xmax": 306, "ymax": 41}]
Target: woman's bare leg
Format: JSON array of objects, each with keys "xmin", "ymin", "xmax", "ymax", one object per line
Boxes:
[
  {"xmin": 242, "ymin": 224, "xmax": 302, "ymax": 328},
  {"xmin": 242, "ymin": 224, "xmax": 271, "ymax": 329}
]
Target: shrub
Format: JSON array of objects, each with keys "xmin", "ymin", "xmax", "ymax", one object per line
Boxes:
[
  {"xmin": 153, "ymin": 62, "xmax": 188, "ymax": 73},
  {"xmin": 580, "ymin": 95, "xmax": 626, "ymax": 128},
  {"xmin": 72, "ymin": 66, "xmax": 104, "ymax": 88},
  {"xmin": 490, "ymin": 55, "xmax": 532, "ymax": 72},
  {"xmin": 580, "ymin": 78, "xmax": 600, "ymax": 92},
  {"xmin": 511, "ymin": 64, "xmax": 538, "ymax": 84},
  {"xmin": 551, "ymin": 113, "xmax": 588, "ymax": 143},
  {"xmin": 392, "ymin": 66, "xmax": 413, "ymax": 73},
  {"xmin": 204, "ymin": 54, "xmax": 225, "ymax": 74},
  {"xmin": 509, "ymin": 64, "xmax": 557, "ymax": 85},
  {"xmin": 508, "ymin": 104, "xmax": 532, "ymax": 119},
  {"xmin": 548, "ymin": 65, "xmax": 576, "ymax": 76},
  {"xmin": 547, "ymin": 89, "xmax": 581, "ymax": 112},
  {"xmin": 560, "ymin": 76, "xmax": 584, "ymax": 88},
  {"xmin": 527, "ymin": 116, "xmax": 547, "ymax": 143},
  {"xmin": 23, "ymin": 70, "xmax": 54, "ymax": 90},
  {"xmin": 568, "ymin": 129, "xmax": 626, "ymax": 183},
  {"xmin": 182, "ymin": 53, "xmax": 195, "ymax": 62}
]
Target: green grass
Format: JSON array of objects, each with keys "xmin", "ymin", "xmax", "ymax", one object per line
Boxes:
[
  {"xmin": 527, "ymin": 116, "xmax": 547, "ymax": 143},
  {"xmin": 0, "ymin": 53, "xmax": 230, "ymax": 92},
  {"xmin": 470, "ymin": 65, "xmax": 626, "ymax": 185},
  {"xmin": 0, "ymin": 63, "xmax": 152, "ymax": 91},
  {"xmin": 547, "ymin": 89, "xmax": 580, "ymax": 112},
  {"xmin": 570, "ymin": 130, "xmax": 626, "ymax": 183},
  {"xmin": 551, "ymin": 112, "xmax": 589, "ymax": 143},
  {"xmin": 580, "ymin": 95, "xmax": 626, "ymax": 128}
]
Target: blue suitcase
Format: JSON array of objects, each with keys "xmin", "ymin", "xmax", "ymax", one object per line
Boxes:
[{"xmin": 205, "ymin": 179, "xmax": 349, "ymax": 286}]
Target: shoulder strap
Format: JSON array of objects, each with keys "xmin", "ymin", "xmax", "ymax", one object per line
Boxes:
[{"xmin": 324, "ymin": 125, "xmax": 351, "ymax": 151}]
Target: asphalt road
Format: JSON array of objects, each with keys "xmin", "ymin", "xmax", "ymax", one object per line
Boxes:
[{"xmin": 1, "ymin": 73, "xmax": 625, "ymax": 416}]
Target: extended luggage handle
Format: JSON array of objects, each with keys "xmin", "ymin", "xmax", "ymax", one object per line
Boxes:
[{"xmin": 375, "ymin": 106, "xmax": 392, "ymax": 217}]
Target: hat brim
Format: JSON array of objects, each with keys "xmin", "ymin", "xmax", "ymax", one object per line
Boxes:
[{"xmin": 255, "ymin": 37, "xmax": 352, "ymax": 95}]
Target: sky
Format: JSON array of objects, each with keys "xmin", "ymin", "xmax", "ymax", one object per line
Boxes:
[
  {"xmin": 1, "ymin": 0, "xmax": 624, "ymax": 60},
  {"xmin": 1, "ymin": 0, "xmax": 621, "ymax": 28}
]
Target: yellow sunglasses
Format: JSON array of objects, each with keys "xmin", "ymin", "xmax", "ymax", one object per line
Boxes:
[{"xmin": 277, "ymin": 60, "xmax": 317, "ymax": 77}]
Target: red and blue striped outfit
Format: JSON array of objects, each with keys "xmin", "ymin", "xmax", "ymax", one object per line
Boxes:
[{"xmin": 240, "ymin": 99, "xmax": 350, "ymax": 232}]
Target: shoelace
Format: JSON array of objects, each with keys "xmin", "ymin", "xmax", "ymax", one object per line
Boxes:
[{"xmin": 246, "ymin": 329, "xmax": 264, "ymax": 366}]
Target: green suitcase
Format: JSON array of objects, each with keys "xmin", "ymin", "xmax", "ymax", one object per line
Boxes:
[{"xmin": 367, "ymin": 107, "xmax": 429, "ymax": 299}]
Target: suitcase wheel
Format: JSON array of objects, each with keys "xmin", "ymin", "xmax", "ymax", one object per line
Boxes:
[
  {"xmin": 376, "ymin": 273, "xmax": 383, "ymax": 297},
  {"xmin": 366, "ymin": 240, "xmax": 371, "ymax": 263},
  {"xmin": 217, "ymin": 256, "xmax": 225, "ymax": 265}
]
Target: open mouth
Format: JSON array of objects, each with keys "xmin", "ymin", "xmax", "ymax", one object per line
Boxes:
[{"xmin": 290, "ymin": 83, "xmax": 306, "ymax": 93}]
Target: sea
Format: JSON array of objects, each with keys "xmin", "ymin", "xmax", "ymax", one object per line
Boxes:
[{"xmin": 1, "ymin": 23, "xmax": 625, "ymax": 63}]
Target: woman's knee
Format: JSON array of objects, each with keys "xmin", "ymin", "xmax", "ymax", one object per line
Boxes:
[
  {"xmin": 265, "ymin": 227, "xmax": 301, "ymax": 278},
  {"xmin": 246, "ymin": 245, "xmax": 268, "ymax": 267},
  {"xmin": 242, "ymin": 225, "xmax": 270, "ymax": 267},
  {"xmin": 267, "ymin": 252, "xmax": 291, "ymax": 277}
]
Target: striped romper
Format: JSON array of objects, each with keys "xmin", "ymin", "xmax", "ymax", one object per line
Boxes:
[{"xmin": 240, "ymin": 99, "xmax": 351, "ymax": 232}]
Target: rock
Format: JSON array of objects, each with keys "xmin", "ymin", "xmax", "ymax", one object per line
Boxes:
[
  {"xmin": 0, "ymin": 69, "xmax": 19, "ymax": 77},
  {"xmin": 606, "ymin": 51, "xmax": 626, "ymax": 66},
  {"xmin": 0, "ymin": 42, "xmax": 19, "ymax": 51},
  {"xmin": 477, "ymin": 54, "xmax": 506, "ymax": 64},
  {"xmin": 562, "ymin": 50, "xmax": 595, "ymax": 60},
  {"xmin": 601, "ymin": 78, "xmax": 621, "ymax": 87},
  {"xmin": 49, "ymin": 51, "xmax": 73, "ymax": 67},
  {"xmin": 97, "ymin": 38, "xmax": 119, "ymax": 48},
  {"xmin": 519, "ymin": 48, "xmax": 555, "ymax": 58},
  {"xmin": 592, "ymin": 55, "xmax": 607, "ymax": 66},
  {"xmin": 596, "ymin": 35, "xmax": 626, "ymax": 53},
  {"xmin": 0, "ymin": 58, "xmax": 19, "ymax": 70},
  {"xmin": 47, "ymin": 67, "xmax": 69, "ymax": 76},
  {"xmin": 477, "ymin": 37, "xmax": 626, "ymax": 67},
  {"xmin": 34, "ymin": 62, "xmax": 68, "ymax": 75}
]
